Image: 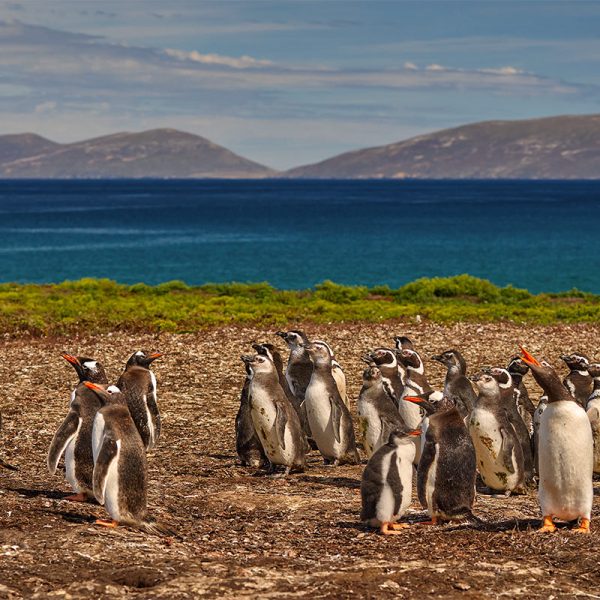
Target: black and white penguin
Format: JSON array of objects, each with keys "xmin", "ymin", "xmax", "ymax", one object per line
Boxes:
[
  {"xmin": 241, "ymin": 354, "xmax": 306, "ymax": 475},
  {"xmin": 304, "ymin": 342, "xmax": 359, "ymax": 465},
  {"xmin": 431, "ymin": 349, "xmax": 477, "ymax": 418},
  {"xmin": 469, "ymin": 372, "xmax": 525, "ymax": 494},
  {"xmin": 360, "ymin": 427, "xmax": 421, "ymax": 535},
  {"xmin": 586, "ymin": 363, "xmax": 600, "ymax": 474},
  {"xmin": 0, "ymin": 413, "xmax": 17, "ymax": 471},
  {"xmin": 116, "ymin": 350, "xmax": 162, "ymax": 450},
  {"xmin": 313, "ymin": 339, "xmax": 349, "ymax": 409},
  {"xmin": 488, "ymin": 367, "xmax": 534, "ymax": 485},
  {"xmin": 532, "ymin": 392, "xmax": 548, "ymax": 476},
  {"xmin": 235, "ymin": 357, "xmax": 268, "ymax": 468},
  {"xmin": 521, "ymin": 347, "xmax": 593, "ymax": 533},
  {"xmin": 363, "ymin": 348, "xmax": 404, "ymax": 408},
  {"xmin": 357, "ymin": 366, "xmax": 406, "ymax": 458},
  {"xmin": 47, "ymin": 353, "xmax": 108, "ymax": 501},
  {"xmin": 393, "ymin": 335, "xmax": 415, "ymax": 382},
  {"xmin": 276, "ymin": 330, "xmax": 313, "ymax": 401},
  {"xmin": 404, "ymin": 395, "xmax": 477, "ymax": 524},
  {"xmin": 507, "ymin": 355, "xmax": 535, "ymax": 435},
  {"xmin": 561, "ymin": 353, "xmax": 592, "ymax": 408}
]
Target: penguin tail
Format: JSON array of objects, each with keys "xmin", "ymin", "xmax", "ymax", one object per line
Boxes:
[{"xmin": 139, "ymin": 518, "xmax": 179, "ymax": 538}]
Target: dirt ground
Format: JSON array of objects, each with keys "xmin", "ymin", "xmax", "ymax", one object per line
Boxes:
[{"xmin": 1, "ymin": 321, "xmax": 600, "ymax": 599}]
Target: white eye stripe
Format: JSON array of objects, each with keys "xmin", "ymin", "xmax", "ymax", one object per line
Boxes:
[
  {"xmin": 83, "ymin": 361, "xmax": 97, "ymax": 371},
  {"xmin": 135, "ymin": 351, "xmax": 144, "ymax": 357},
  {"xmin": 107, "ymin": 385, "xmax": 121, "ymax": 393}
]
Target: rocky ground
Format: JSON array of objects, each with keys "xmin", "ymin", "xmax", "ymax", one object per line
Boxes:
[{"xmin": 1, "ymin": 321, "xmax": 600, "ymax": 599}]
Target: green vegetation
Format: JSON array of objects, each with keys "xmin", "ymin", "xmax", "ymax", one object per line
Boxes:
[{"xmin": 0, "ymin": 275, "xmax": 599, "ymax": 335}]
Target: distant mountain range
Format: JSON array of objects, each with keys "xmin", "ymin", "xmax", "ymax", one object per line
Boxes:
[{"xmin": 0, "ymin": 114, "xmax": 599, "ymax": 179}]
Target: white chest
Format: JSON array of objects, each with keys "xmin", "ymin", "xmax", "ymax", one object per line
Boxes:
[
  {"xmin": 92, "ymin": 413, "xmax": 105, "ymax": 464},
  {"xmin": 305, "ymin": 377, "xmax": 343, "ymax": 457},
  {"xmin": 357, "ymin": 400, "xmax": 383, "ymax": 458},
  {"xmin": 103, "ymin": 439, "xmax": 121, "ymax": 522}
]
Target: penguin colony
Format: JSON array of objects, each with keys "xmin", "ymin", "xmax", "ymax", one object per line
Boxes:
[{"xmin": 239, "ymin": 331, "xmax": 596, "ymax": 535}]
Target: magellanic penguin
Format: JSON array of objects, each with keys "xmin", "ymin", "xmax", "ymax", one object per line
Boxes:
[
  {"xmin": 469, "ymin": 372, "xmax": 525, "ymax": 495},
  {"xmin": 357, "ymin": 366, "xmax": 406, "ymax": 458},
  {"xmin": 521, "ymin": 347, "xmax": 593, "ymax": 533},
  {"xmin": 487, "ymin": 367, "xmax": 534, "ymax": 486},
  {"xmin": 363, "ymin": 348, "xmax": 404, "ymax": 409},
  {"xmin": 47, "ymin": 354, "xmax": 108, "ymax": 501},
  {"xmin": 404, "ymin": 395, "xmax": 477, "ymax": 524},
  {"xmin": 561, "ymin": 353, "xmax": 592, "ymax": 408},
  {"xmin": 507, "ymin": 356, "xmax": 535, "ymax": 435},
  {"xmin": 276, "ymin": 330, "xmax": 313, "ymax": 401},
  {"xmin": 431, "ymin": 349, "xmax": 477, "ymax": 418},
  {"xmin": 360, "ymin": 427, "xmax": 421, "ymax": 535},
  {"xmin": 304, "ymin": 342, "xmax": 359, "ymax": 465},
  {"xmin": 0, "ymin": 413, "xmax": 18, "ymax": 471},
  {"xmin": 313, "ymin": 339, "xmax": 349, "ymax": 409},
  {"xmin": 586, "ymin": 363, "xmax": 600, "ymax": 474},
  {"xmin": 235, "ymin": 357, "xmax": 267, "ymax": 468},
  {"xmin": 393, "ymin": 335, "xmax": 415, "ymax": 382},
  {"xmin": 116, "ymin": 350, "xmax": 162, "ymax": 450},
  {"xmin": 241, "ymin": 354, "xmax": 306, "ymax": 475}
]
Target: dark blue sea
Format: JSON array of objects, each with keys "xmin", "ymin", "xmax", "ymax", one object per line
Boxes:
[{"xmin": 0, "ymin": 179, "xmax": 598, "ymax": 293}]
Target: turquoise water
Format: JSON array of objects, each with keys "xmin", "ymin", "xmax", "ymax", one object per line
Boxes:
[{"xmin": 0, "ymin": 179, "xmax": 598, "ymax": 293}]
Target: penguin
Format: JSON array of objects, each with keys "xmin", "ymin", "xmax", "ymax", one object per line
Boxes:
[
  {"xmin": 116, "ymin": 350, "xmax": 162, "ymax": 450},
  {"xmin": 561, "ymin": 353, "xmax": 592, "ymax": 408},
  {"xmin": 469, "ymin": 372, "xmax": 525, "ymax": 494},
  {"xmin": 487, "ymin": 367, "xmax": 534, "ymax": 485},
  {"xmin": 304, "ymin": 342, "xmax": 359, "ymax": 465},
  {"xmin": 431, "ymin": 349, "xmax": 477, "ymax": 418},
  {"xmin": 276, "ymin": 330, "xmax": 313, "ymax": 401},
  {"xmin": 363, "ymin": 348, "xmax": 404, "ymax": 408},
  {"xmin": 393, "ymin": 335, "xmax": 415, "ymax": 382},
  {"xmin": 360, "ymin": 427, "xmax": 421, "ymax": 535},
  {"xmin": 507, "ymin": 355, "xmax": 535, "ymax": 435},
  {"xmin": 84, "ymin": 382, "xmax": 154, "ymax": 530},
  {"xmin": 0, "ymin": 413, "xmax": 17, "ymax": 471},
  {"xmin": 47, "ymin": 353, "xmax": 108, "ymax": 501},
  {"xmin": 404, "ymin": 395, "xmax": 477, "ymax": 524},
  {"xmin": 585, "ymin": 363, "xmax": 600, "ymax": 474},
  {"xmin": 520, "ymin": 347, "xmax": 593, "ymax": 533},
  {"xmin": 313, "ymin": 339, "xmax": 349, "ymax": 409},
  {"xmin": 241, "ymin": 353, "xmax": 306, "ymax": 475},
  {"xmin": 357, "ymin": 366, "xmax": 406, "ymax": 458},
  {"xmin": 235, "ymin": 357, "xmax": 268, "ymax": 468},
  {"xmin": 532, "ymin": 393, "xmax": 548, "ymax": 476}
]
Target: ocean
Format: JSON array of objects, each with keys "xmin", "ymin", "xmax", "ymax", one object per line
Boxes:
[{"xmin": 0, "ymin": 179, "xmax": 598, "ymax": 293}]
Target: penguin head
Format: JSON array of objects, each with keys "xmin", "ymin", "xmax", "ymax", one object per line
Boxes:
[
  {"xmin": 588, "ymin": 363, "xmax": 600, "ymax": 379},
  {"xmin": 125, "ymin": 350, "xmax": 162, "ymax": 369},
  {"xmin": 431, "ymin": 349, "xmax": 466, "ymax": 374},
  {"xmin": 62, "ymin": 353, "xmax": 108, "ymax": 384},
  {"xmin": 507, "ymin": 355, "xmax": 530, "ymax": 377},
  {"xmin": 240, "ymin": 354, "xmax": 275, "ymax": 378},
  {"xmin": 388, "ymin": 427, "xmax": 422, "ymax": 445},
  {"xmin": 471, "ymin": 372, "xmax": 500, "ymax": 397},
  {"xmin": 366, "ymin": 348, "xmax": 397, "ymax": 368},
  {"xmin": 397, "ymin": 348, "xmax": 423, "ymax": 372},
  {"xmin": 520, "ymin": 347, "xmax": 573, "ymax": 402},
  {"xmin": 393, "ymin": 336, "xmax": 414, "ymax": 351},
  {"xmin": 403, "ymin": 392, "xmax": 439, "ymax": 415},
  {"xmin": 488, "ymin": 367, "xmax": 514, "ymax": 390},
  {"xmin": 312, "ymin": 339, "xmax": 335, "ymax": 359},
  {"xmin": 560, "ymin": 353, "xmax": 590, "ymax": 372},
  {"xmin": 362, "ymin": 365, "xmax": 382, "ymax": 384},
  {"xmin": 304, "ymin": 342, "xmax": 332, "ymax": 367},
  {"xmin": 83, "ymin": 382, "xmax": 124, "ymax": 406},
  {"xmin": 275, "ymin": 330, "xmax": 308, "ymax": 350}
]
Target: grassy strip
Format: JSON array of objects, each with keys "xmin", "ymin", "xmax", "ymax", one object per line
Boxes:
[{"xmin": 0, "ymin": 275, "xmax": 599, "ymax": 335}]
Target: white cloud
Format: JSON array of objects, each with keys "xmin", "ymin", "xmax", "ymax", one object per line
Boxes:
[
  {"xmin": 425, "ymin": 64, "xmax": 446, "ymax": 72},
  {"xmin": 403, "ymin": 61, "xmax": 418, "ymax": 70},
  {"xmin": 164, "ymin": 48, "xmax": 273, "ymax": 69},
  {"xmin": 34, "ymin": 100, "xmax": 56, "ymax": 113}
]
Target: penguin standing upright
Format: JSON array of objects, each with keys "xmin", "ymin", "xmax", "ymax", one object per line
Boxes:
[
  {"xmin": 116, "ymin": 351, "xmax": 162, "ymax": 450},
  {"xmin": 561, "ymin": 353, "xmax": 593, "ymax": 408},
  {"xmin": 313, "ymin": 340, "xmax": 349, "ymax": 409},
  {"xmin": 364, "ymin": 348, "xmax": 404, "ymax": 408},
  {"xmin": 431, "ymin": 349, "xmax": 477, "ymax": 418},
  {"xmin": 241, "ymin": 353, "xmax": 306, "ymax": 475},
  {"xmin": 393, "ymin": 335, "xmax": 415, "ymax": 382},
  {"xmin": 357, "ymin": 366, "xmax": 406, "ymax": 458},
  {"xmin": 276, "ymin": 331, "xmax": 313, "ymax": 401},
  {"xmin": 360, "ymin": 427, "xmax": 421, "ymax": 535},
  {"xmin": 507, "ymin": 356, "xmax": 535, "ymax": 434},
  {"xmin": 47, "ymin": 354, "xmax": 108, "ymax": 501},
  {"xmin": 404, "ymin": 395, "xmax": 477, "ymax": 524},
  {"xmin": 521, "ymin": 347, "xmax": 593, "ymax": 533},
  {"xmin": 469, "ymin": 372, "xmax": 525, "ymax": 494},
  {"xmin": 585, "ymin": 363, "xmax": 600, "ymax": 474},
  {"xmin": 532, "ymin": 393, "xmax": 548, "ymax": 476},
  {"xmin": 304, "ymin": 342, "xmax": 359, "ymax": 465}
]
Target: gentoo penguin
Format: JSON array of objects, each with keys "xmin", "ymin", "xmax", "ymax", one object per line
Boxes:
[
  {"xmin": 116, "ymin": 350, "xmax": 162, "ymax": 450},
  {"xmin": 360, "ymin": 427, "xmax": 421, "ymax": 535},
  {"xmin": 241, "ymin": 354, "xmax": 306, "ymax": 475},
  {"xmin": 532, "ymin": 393, "xmax": 548, "ymax": 476},
  {"xmin": 561, "ymin": 353, "xmax": 592, "ymax": 408},
  {"xmin": 84, "ymin": 382, "xmax": 150, "ymax": 529},
  {"xmin": 0, "ymin": 413, "xmax": 17, "ymax": 471},
  {"xmin": 469, "ymin": 372, "xmax": 525, "ymax": 494},
  {"xmin": 521, "ymin": 347, "xmax": 593, "ymax": 533},
  {"xmin": 585, "ymin": 363, "xmax": 600, "ymax": 474},
  {"xmin": 235, "ymin": 357, "xmax": 267, "ymax": 468},
  {"xmin": 304, "ymin": 342, "xmax": 359, "ymax": 465},
  {"xmin": 363, "ymin": 348, "xmax": 404, "ymax": 408},
  {"xmin": 487, "ymin": 367, "xmax": 534, "ymax": 485},
  {"xmin": 47, "ymin": 354, "xmax": 108, "ymax": 501},
  {"xmin": 507, "ymin": 356, "xmax": 535, "ymax": 434},
  {"xmin": 313, "ymin": 339, "xmax": 349, "ymax": 409},
  {"xmin": 276, "ymin": 330, "xmax": 313, "ymax": 401},
  {"xmin": 357, "ymin": 366, "xmax": 406, "ymax": 458},
  {"xmin": 404, "ymin": 395, "xmax": 477, "ymax": 524},
  {"xmin": 431, "ymin": 349, "xmax": 477, "ymax": 418}
]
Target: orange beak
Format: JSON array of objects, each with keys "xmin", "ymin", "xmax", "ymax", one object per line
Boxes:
[
  {"xmin": 149, "ymin": 352, "xmax": 163, "ymax": 360},
  {"xmin": 62, "ymin": 353, "xmax": 80, "ymax": 365},
  {"xmin": 520, "ymin": 346, "xmax": 541, "ymax": 367},
  {"xmin": 84, "ymin": 381, "xmax": 104, "ymax": 392},
  {"xmin": 408, "ymin": 429, "xmax": 422, "ymax": 437},
  {"xmin": 403, "ymin": 396, "xmax": 423, "ymax": 404}
]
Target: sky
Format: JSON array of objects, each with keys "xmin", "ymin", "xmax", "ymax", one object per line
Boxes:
[{"xmin": 0, "ymin": 0, "xmax": 598, "ymax": 170}]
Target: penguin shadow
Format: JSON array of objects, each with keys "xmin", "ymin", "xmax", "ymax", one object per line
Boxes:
[
  {"xmin": 296, "ymin": 474, "xmax": 360, "ymax": 489},
  {"xmin": 5, "ymin": 486, "xmax": 77, "ymax": 501},
  {"xmin": 31, "ymin": 507, "xmax": 97, "ymax": 525}
]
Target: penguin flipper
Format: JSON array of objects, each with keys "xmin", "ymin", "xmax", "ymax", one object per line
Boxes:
[
  {"xmin": 329, "ymin": 396, "xmax": 342, "ymax": 444},
  {"xmin": 382, "ymin": 380, "xmax": 400, "ymax": 409},
  {"xmin": 275, "ymin": 403, "xmax": 288, "ymax": 451},
  {"xmin": 92, "ymin": 433, "xmax": 119, "ymax": 505},
  {"xmin": 386, "ymin": 449, "xmax": 403, "ymax": 516},
  {"xmin": 499, "ymin": 427, "xmax": 516, "ymax": 474},
  {"xmin": 47, "ymin": 412, "xmax": 81, "ymax": 475}
]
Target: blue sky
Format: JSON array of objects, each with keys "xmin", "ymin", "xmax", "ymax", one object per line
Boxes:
[{"xmin": 0, "ymin": 0, "xmax": 598, "ymax": 169}]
